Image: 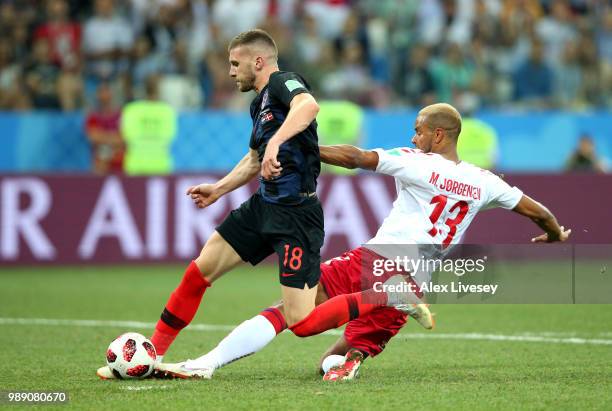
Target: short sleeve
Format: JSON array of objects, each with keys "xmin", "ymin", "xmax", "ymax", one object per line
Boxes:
[
  {"xmin": 483, "ymin": 174, "xmax": 523, "ymax": 210},
  {"xmin": 268, "ymin": 72, "xmax": 310, "ymax": 107},
  {"xmin": 249, "ymin": 130, "xmax": 257, "ymax": 150},
  {"xmin": 374, "ymin": 148, "xmax": 419, "ymax": 183}
]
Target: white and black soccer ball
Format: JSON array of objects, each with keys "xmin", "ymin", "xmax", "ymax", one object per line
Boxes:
[
  {"xmin": 322, "ymin": 354, "xmax": 346, "ymax": 374},
  {"xmin": 106, "ymin": 332, "xmax": 157, "ymax": 379}
]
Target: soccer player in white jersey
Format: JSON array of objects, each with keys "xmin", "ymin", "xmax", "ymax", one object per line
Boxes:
[{"xmin": 153, "ymin": 103, "xmax": 571, "ymax": 381}]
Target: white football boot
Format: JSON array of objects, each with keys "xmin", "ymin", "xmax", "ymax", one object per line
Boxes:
[
  {"xmin": 153, "ymin": 362, "xmax": 214, "ymax": 379},
  {"xmin": 395, "ymin": 303, "xmax": 435, "ymax": 330},
  {"xmin": 383, "ymin": 274, "xmax": 435, "ymax": 330},
  {"xmin": 96, "ymin": 366, "xmax": 115, "ymax": 380}
]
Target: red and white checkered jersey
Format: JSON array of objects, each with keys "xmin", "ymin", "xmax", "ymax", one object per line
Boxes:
[{"xmin": 366, "ymin": 147, "xmax": 523, "ymax": 249}]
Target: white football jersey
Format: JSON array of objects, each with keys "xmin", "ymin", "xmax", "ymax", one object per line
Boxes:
[{"xmin": 366, "ymin": 147, "xmax": 523, "ymax": 251}]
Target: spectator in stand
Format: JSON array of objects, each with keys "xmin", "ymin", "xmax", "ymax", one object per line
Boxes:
[
  {"xmin": 304, "ymin": 0, "xmax": 351, "ymax": 40},
  {"xmin": 430, "ymin": 42, "xmax": 474, "ymax": 104},
  {"xmin": 158, "ymin": 39, "xmax": 203, "ymax": 110},
  {"xmin": 23, "ymin": 36, "xmax": 84, "ymax": 111},
  {"xmin": 566, "ymin": 134, "xmax": 607, "ymax": 173},
  {"xmin": 417, "ymin": 0, "xmax": 478, "ymax": 47},
  {"xmin": 129, "ymin": 0, "xmax": 178, "ymax": 35},
  {"xmin": 57, "ymin": 56, "xmax": 84, "ymax": 111},
  {"xmin": 85, "ymin": 82, "xmax": 124, "ymax": 174},
  {"xmin": 500, "ymin": 0, "xmax": 543, "ymax": 26},
  {"xmin": 577, "ymin": 30, "xmax": 604, "ymax": 107},
  {"xmin": 357, "ymin": 0, "xmax": 416, "ymax": 99},
  {"xmin": 554, "ymin": 41, "xmax": 582, "ymax": 108},
  {"xmin": 295, "ymin": 14, "xmax": 326, "ymax": 66},
  {"xmin": 131, "ymin": 35, "xmax": 164, "ymax": 99},
  {"xmin": 440, "ymin": 0, "xmax": 477, "ymax": 46},
  {"xmin": 295, "ymin": 40, "xmax": 337, "ymax": 96},
  {"xmin": 536, "ymin": 0, "xmax": 576, "ymax": 65},
  {"xmin": 472, "ymin": 0, "xmax": 501, "ymax": 47},
  {"xmin": 0, "ymin": 37, "xmax": 30, "ymax": 110},
  {"xmin": 211, "ymin": 0, "xmax": 269, "ymax": 42},
  {"xmin": 497, "ymin": 4, "xmax": 539, "ymax": 76},
  {"xmin": 33, "ymin": 0, "xmax": 81, "ymax": 69},
  {"xmin": 401, "ymin": 44, "xmax": 436, "ymax": 107},
  {"xmin": 23, "ymin": 38, "xmax": 62, "ymax": 109},
  {"xmin": 143, "ymin": 3, "xmax": 180, "ymax": 73},
  {"xmin": 82, "ymin": 0, "xmax": 133, "ymax": 104},
  {"xmin": 178, "ymin": 0, "xmax": 213, "ymax": 70},
  {"xmin": 333, "ymin": 10, "xmax": 369, "ymax": 65},
  {"xmin": 0, "ymin": 0, "xmax": 609, "ymax": 111},
  {"xmin": 11, "ymin": 20, "xmax": 32, "ymax": 64},
  {"xmin": 0, "ymin": 2, "xmax": 16, "ymax": 38},
  {"xmin": 321, "ymin": 41, "xmax": 374, "ymax": 106},
  {"xmin": 468, "ymin": 35, "xmax": 498, "ymax": 106},
  {"xmin": 512, "ymin": 39, "xmax": 553, "ymax": 107}
]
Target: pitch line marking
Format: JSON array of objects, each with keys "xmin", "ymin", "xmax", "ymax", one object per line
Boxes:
[
  {"xmin": 1, "ymin": 317, "xmax": 611, "ymax": 346},
  {"xmin": 121, "ymin": 385, "xmax": 171, "ymax": 391}
]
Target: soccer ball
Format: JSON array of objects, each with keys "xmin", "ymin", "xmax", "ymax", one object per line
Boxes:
[
  {"xmin": 106, "ymin": 332, "xmax": 157, "ymax": 379},
  {"xmin": 321, "ymin": 354, "xmax": 345, "ymax": 374}
]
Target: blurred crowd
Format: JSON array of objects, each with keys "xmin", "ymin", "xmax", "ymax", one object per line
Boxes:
[{"xmin": 0, "ymin": 0, "xmax": 610, "ymax": 112}]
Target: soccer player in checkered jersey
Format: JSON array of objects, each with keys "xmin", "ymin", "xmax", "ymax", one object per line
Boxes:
[
  {"xmin": 98, "ymin": 28, "xmax": 328, "ymax": 379},
  {"xmin": 151, "ymin": 103, "xmax": 570, "ymax": 381}
]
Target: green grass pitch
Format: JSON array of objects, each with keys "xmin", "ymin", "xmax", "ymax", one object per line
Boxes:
[{"xmin": 1, "ymin": 265, "xmax": 611, "ymax": 410}]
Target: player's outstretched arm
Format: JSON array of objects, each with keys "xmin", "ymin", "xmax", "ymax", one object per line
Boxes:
[
  {"xmin": 319, "ymin": 145, "xmax": 379, "ymax": 171},
  {"xmin": 186, "ymin": 149, "xmax": 260, "ymax": 209},
  {"xmin": 261, "ymin": 93, "xmax": 320, "ymax": 179},
  {"xmin": 512, "ymin": 194, "xmax": 571, "ymax": 243}
]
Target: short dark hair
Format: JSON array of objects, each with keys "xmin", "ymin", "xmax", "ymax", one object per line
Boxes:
[{"xmin": 228, "ymin": 29, "xmax": 277, "ymax": 58}]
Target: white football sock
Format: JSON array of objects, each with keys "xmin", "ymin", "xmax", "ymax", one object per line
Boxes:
[{"xmin": 185, "ymin": 315, "xmax": 278, "ymax": 370}]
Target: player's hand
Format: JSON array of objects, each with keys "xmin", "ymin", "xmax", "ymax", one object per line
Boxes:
[
  {"xmin": 261, "ymin": 141, "xmax": 282, "ymax": 180},
  {"xmin": 185, "ymin": 184, "xmax": 221, "ymax": 209},
  {"xmin": 531, "ymin": 226, "xmax": 572, "ymax": 243}
]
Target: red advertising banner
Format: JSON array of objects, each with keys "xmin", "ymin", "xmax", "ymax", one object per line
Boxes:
[{"xmin": 0, "ymin": 174, "xmax": 609, "ymax": 265}]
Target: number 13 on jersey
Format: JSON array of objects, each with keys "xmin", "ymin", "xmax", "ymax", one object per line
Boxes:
[{"xmin": 427, "ymin": 195, "xmax": 469, "ymax": 247}]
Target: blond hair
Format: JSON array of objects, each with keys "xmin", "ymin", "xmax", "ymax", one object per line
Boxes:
[{"xmin": 419, "ymin": 103, "xmax": 462, "ymax": 140}]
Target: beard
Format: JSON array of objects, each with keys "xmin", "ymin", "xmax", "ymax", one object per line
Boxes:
[{"xmin": 237, "ymin": 72, "xmax": 256, "ymax": 92}]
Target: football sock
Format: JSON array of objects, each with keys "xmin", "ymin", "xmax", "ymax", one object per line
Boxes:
[
  {"xmin": 185, "ymin": 307, "xmax": 286, "ymax": 370},
  {"xmin": 151, "ymin": 261, "xmax": 210, "ymax": 356},
  {"xmin": 289, "ymin": 289, "xmax": 387, "ymax": 337}
]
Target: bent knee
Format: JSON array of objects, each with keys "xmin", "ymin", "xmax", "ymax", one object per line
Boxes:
[
  {"xmin": 284, "ymin": 308, "xmax": 311, "ymax": 329},
  {"xmin": 289, "ymin": 321, "xmax": 311, "ymax": 338},
  {"xmin": 285, "ymin": 315, "xmax": 306, "ymax": 330},
  {"xmin": 284, "ymin": 309, "xmax": 312, "ymax": 335}
]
